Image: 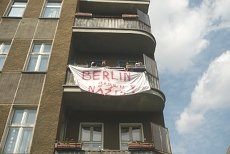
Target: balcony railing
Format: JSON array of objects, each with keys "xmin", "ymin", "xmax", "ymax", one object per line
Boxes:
[{"xmin": 73, "ymin": 15, "xmax": 151, "ymax": 34}]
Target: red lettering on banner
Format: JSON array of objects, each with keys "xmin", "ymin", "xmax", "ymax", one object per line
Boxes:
[
  {"xmin": 119, "ymin": 72, "xmax": 122, "ymax": 81},
  {"xmin": 88, "ymin": 86, "xmax": 95, "ymax": 92},
  {"xmin": 131, "ymin": 85, "xmax": 135, "ymax": 93},
  {"xmin": 104, "ymin": 87, "xmax": 112, "ymax": 95},
  {"xmin": 103, "ymin": 71, "xmax": 110, "ymax": 81},
  {"xmin": 124, "ymin": 72, "xmax": 131, "ymax": 81},
  {"xmin": 93, "ymin": 71, "xmax": 100, "ymax": 80},
  {"xmin": 111, "ymin": 71, "xmax": 117, "ymax": 80},
  {"xmin": 82, "ymin": 71, "xmax": 91, "ymax": 80},
  {"xmin": 96, "ymin": 88, "xmax": 104, "ymax": 95},
  {"xmin": 82, "ymin": 70, "xmax": 132, "ymax": 82}
]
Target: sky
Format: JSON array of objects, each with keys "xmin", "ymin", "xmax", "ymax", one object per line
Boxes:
[{"xmin": 149, "ymin": 0, "xmax": 230, "ymax": 154}]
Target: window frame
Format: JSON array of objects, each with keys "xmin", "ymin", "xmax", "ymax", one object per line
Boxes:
[
  {"xmin": 6, "ymin": 0, "xmax": 27, "ymax": 17},
  {"xmin": 79, "ymin": 122, "xmax": 104, "ymax": 151},
  {"xmin": 2, "ymin": 108, "xmax": 37, "ymax": 154},
  {"xmin": 119, "ymin": 123, "xmax": 144, "ymax": 150},
  {"xmin": 41, "ymin": 0, "xmax": 62, "ymax": 18},
  {"xmin": 0, "ymin": 42, "xmax": 11, "ymax": 71},
  {"xmin": 25, "ymin": 42, "xmax": 52, "ymax": 72}
]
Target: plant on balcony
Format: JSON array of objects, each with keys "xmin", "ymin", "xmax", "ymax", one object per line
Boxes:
[
  {"xmin": 55, "ymin": 139, "xmax": 82, "ymax": 151},
  {"xmin": 128, "ymin": 141, "xmax": 154, "ymax": 151}
]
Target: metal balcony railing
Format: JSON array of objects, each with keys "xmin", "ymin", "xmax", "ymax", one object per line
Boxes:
[{"xmin": 73, "ymin": 15, "xmax": 151, "ymax": 33}]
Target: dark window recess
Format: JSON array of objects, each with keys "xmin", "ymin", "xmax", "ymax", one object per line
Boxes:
[
  {"xmin": 88, "ymin": 60, "xmax": 103, "ymax": 67},
  {"xmin": 117, "ymin": 60, "xmax": 126, "ymax": 68}
]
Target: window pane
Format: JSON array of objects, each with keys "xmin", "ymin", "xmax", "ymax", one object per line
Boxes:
[
  {"xmin": 3, "ymin": 128, "xmax": 19, "ymax": 153},
  {"xmin": 43, "ymin": 7, "xmax": 60, "ymax": 18},
  {"xmin": 8, "ymin": 7, "xmax": 25, "ymax": 17},
  {"xmin": 82, "ymin": 143, "xmax": 101, "ymax": 151},
  {"xmin": 38, "ymin": 55, "xmax": 49, "ymax": 71},
  {"xmin": 25, "ymin": 110, "xmax": 36, "ymax": 125},
  {"xmin": 43, "ymin": 44, "xmax": 51, "ymax": 53},
  {"xmin": 121, "ymin": 127, "xmax": 130, "ymax": 141},
  {"xmin": 47, "ymin": 2, "xmax": 61, "ymax": 7},
  {"xmin": 121, "ymin": 143, "xmax": 128, "ymax": 150},
  {"xmin": 2, "ymin": 44, "xmax": 10, "ymax": 54},
  {"xmin": 32, "ymin": 44, "xmax": 41, "ymax": 53},
  {"xmin": 82, "ymin": 127, "xmax": 90, "ymax": 141},
  {"xmin": 12, "ymin": 110, "xmax": 24, "ymax": 125},
  {"xmin": 93, "ymin": 127, "xmax": 102, "ymax": 141},
  {"xmin": 13, "ymin": 2, "xmax": 27, "ymax": 6},
  {"xmin": 0, "ymin": 55, "xmax": 6, "ymax": 70},
  {"xmin": 27, "ymin": 55, "xmax": 38, "ymax": 71},
  {"xmin": 132, "ymin": 127, "xmax": 141, "ymax": 141},
  {"xmin": 18, "ymin": 128, "xmax": 32, "ymax": 153}
]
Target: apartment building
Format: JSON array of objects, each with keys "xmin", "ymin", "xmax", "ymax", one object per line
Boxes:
[{"xmin": 0, "ymin": 0, "xmax": 171, "ymax": 153}]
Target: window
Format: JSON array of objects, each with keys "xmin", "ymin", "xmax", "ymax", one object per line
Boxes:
[
  {"xmin": 120, "ymin": 123, "xmax": 143, "ymax": 150},
  {"xmin": 7, "ymin": 0, "xmax": 27, "ymax": 17},
  {"xmin": 79, "ymin": 123, "xmax": 103, "ymax": 151},
  {"xmin": 0, "ymin": 42, "xmax": 11, "ymax": 71},
  {"xmin": 3, "ymin": 109, "xmax": 37, "ymax": 154},
  {"xmin": 26, "ymin": 42, "xmax": 52, "ymax": 72},
  {"xmin": 42, "ymin": 1, "xmax": 61, "ymax": 18}
]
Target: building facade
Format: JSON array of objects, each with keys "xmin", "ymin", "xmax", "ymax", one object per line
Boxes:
[{"xmin": 0, "ymin": 0, "xmax": 171, "ymax": 153}]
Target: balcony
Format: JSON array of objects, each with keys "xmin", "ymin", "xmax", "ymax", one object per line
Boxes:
[
  {"xmin": 74, "ymin": 14, "xmax": 151, "ymax": 33},
  {"xmin": 79, "ymin": 0, "xmax": 150, "ymax": 15},
  {"xmin": 55, "ymin": 123, "xmax": 171, "ymax": 154},
  {"xmin": 72, "ymin": 14, "xmax": 156, "ymax": 56},
  {"xmin": 62, "ymin": 66, "xmax": 165, "ymax": 112}
]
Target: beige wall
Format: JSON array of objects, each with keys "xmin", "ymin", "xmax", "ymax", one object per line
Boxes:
[
  {"xmin": 0, "ymin": 105, "xmax": 11, "ymax": 138},
  {"xmin": 30, "ymin": 0, "xmax": 78, "ymax": 153},
  {"xmin": 0, "ymin": 0, "xmax": 76, "ymax": 153}
]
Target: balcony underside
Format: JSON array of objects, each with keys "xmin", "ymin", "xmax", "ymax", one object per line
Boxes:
[
  {"xmin": 72, "ymin": 29, "xmax": 155, "ymax": 56},
  {"xmin": 62, "ymin": 87, "xmax": 165, "ymax": 111},
  {"xmin": 80, "ymin": 0, "xmax": 150, "ymax": 14}
]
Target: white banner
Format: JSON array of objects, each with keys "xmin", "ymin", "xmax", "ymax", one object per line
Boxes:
[{"xmin": 69, "ymin": 65, "xmax": 150, "ymax": 96}]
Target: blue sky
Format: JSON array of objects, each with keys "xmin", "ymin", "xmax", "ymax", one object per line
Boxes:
[{"xmin": 149, "ymin": 0, "xmax": 230, "ymax": 154}]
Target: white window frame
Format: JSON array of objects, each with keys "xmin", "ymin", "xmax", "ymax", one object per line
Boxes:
[
  {"xmin": 42, "ymin": 0, "xmax": 62, "ymax": 18},
  {"xmin": 79, "ymin": 122, "xmax": 104, "ymax": 151},
  {"xmin": 2, "ymin": 108, "xmax": 37, "ymax": 154},
  {"xmin": 25, "ymin": 42, "xmax": 52, "ymax": 72},
  {"xmin": 0, "ymin": 42, "xmax": 11, "ymax": 71},
  {"xmin": 7, "ymin": 0, "xmax": 27, "ymax": 17},
  {"xmin": 119, "ymin": 123, "xmax": 144, "ymax": 150}
]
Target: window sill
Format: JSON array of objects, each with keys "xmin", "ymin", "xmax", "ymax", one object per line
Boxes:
[
  {"xmin": 1, "ymin": 16, "xmax": 22, "ymax": 19},
  {"xmin": 22, "ymin": 71, "xmax": 47, "ymax": 74},
  {"xmin": 39, "ymin": 17, "xmax": 60, "ymax": 20}
]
